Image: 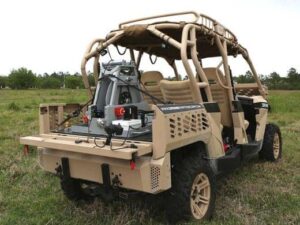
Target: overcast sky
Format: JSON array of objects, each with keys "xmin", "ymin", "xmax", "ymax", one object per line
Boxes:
[{"xmin": 0, "ymin": 0, "xmax": 299, "ymax": 77}]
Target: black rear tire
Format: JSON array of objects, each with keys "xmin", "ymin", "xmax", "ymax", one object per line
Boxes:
[
  {"xmin": 259, "ymin": 123, "xmax": 282, "ymax": 161},
  {"xmin": 166, "ymin": 149, "xmax": 216, "ymax": 224}
]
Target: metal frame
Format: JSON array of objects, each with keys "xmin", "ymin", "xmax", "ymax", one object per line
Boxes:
[{"xmin": 80, "ymin": 11, "xmax": 266, "ymax": 101}]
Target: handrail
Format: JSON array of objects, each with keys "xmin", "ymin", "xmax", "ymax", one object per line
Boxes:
[
  {"xmin": 216, "ymin": 69, "xmax": 231, "ymax": 90},
  {"xmin": 119, "ymin": 11, "xmax": 199, "ymax": 28},
  {"xmin": 199, "ymin": 14, "xmax": 237, "ymax": 41},
  {"xmin": 215, "ymin": 61, "xmax": 230, "ymax": 89}
]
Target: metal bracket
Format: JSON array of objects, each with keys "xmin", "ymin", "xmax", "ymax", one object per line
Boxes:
[
  {"xmin": 101, "ymin": 163, "xmax": 111, "ymax": 191},
  {"xmin": 61, "ymin": 157, "xmax": 71, "ymax": 179}
]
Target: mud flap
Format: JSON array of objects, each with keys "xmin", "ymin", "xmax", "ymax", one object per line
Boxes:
[
  {"xmin": 61, "ymin": 157, "xmax": 71, "ymax": 180},
  {"xmin": 101, "ymin": 163, "xmax": 111, "ymax": 190}
]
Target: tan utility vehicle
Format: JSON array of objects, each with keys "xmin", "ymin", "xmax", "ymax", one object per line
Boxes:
[{"xmin": 20, "ymin": 12, "xmax": 282, "ymax": 223}]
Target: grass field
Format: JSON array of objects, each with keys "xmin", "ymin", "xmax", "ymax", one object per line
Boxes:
[{"xmin": 0, "ymin": 89, "xmax": 299, "ymax": 225}]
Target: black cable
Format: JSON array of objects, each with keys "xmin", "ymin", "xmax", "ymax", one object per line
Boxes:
[
  {"xmin": 57, "ymin": 99, "xmax": 93, "ymax": 127},
  {"xmin": 107, "ymin": 47, "xmax": 113, "ymax": 60},
  {"xmin": 139, "ymin": 109, "xmax": 154, "ymax": 114},
  {"xmin": 116, "ymin": 45, "xmax": 127, "ymax": 55},
  {"xmin": 102, "ymin": 59, "xmax": 114, "ymax": 75},
  {"xmin": 57, "ymin": 58, "xmax": 114, "ymax": 128},
  {"xmin": 89, "ymin": 59, "xmax": 114, "ymax": 145},
  {"xmin": 228, "ymin": 66, "xmax": 237, "ymax": 99},
  {"xmin": 104, "ymin": 74, "xmax": 166, "ymax": 104},
  {"xmin": 125, "ymin": 85, "xmax": 132, "ymax": 103},
  {"xmin": 149, "ymin": 54, "xmax": 157, "ymax": 64},
  {"xmin": 109, "ymin": 126, "xmax": 131, "ymax": 150},
  {"xmin": 93, "ymin": 137, "xmax": 105, "ymax": 148},
  {"xmin": 128, "ymin": 125, "xmax": 142, "ymax": 130},
  {"xmin": 100, "ymin": 61, "xmax": 168, "ymax": 105}
]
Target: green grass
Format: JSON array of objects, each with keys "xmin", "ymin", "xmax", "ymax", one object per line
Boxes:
[{"xmin": 0, "ymin": 89, "xmax": 299, "ymax": 225}]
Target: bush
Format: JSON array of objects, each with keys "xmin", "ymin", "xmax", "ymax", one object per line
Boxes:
[
  {"xmin": 36, "ymin": 77, "xmax": 61, "ymax": 89},
  {"xmin": 88, "ymin": 74, "xmax": 96, "ymax": 87},
  {"xmin": 65, "ymin": 76, "xmax": 84, "ymax": 89},
  {"xmin": 8, "ymin": 68, "xmax": 36, "ymax": 89},
  {"xmin": 0, "ymin": 76, "xmax": 8, "ymax": 88},
  {"xmin": 7, "ymin": 102, "xmax": 20, "ymax": 111}
]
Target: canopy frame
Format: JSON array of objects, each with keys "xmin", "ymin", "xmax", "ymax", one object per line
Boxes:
[{"xmin": 80, "ymin": 12, "xmax": 266, "ymax": 100}]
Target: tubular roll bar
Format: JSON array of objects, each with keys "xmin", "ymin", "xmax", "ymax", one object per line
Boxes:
[
  {"xmin": 119, "ymin": 11, "xmax": 237, "ymax": 42},
  {"xmin": 80, "ymin": 39, "xmax": 103, "ymax": 98},
  {"xmin": 119, "ymin": 11, "xmax": 199, "ymax": 28},
  {"xmin": 80, "ymin": 32, "xmax": 125, "ymax": 98},
  {"xmin": 80, "ymin": 11, "xmax": 266, "ymax": 100}
]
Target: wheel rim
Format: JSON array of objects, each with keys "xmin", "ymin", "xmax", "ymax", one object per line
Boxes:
[
  {"xmin": 273, "ymin": 132, "xmax": 280, "ymax": 159},
  {"xmin": 190, "ymin": 173, "xmax": 211, "ymax": 219}
]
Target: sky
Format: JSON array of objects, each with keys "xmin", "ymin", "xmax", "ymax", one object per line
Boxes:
[{"xmin": 0, "ymin": 0, "xmax": 299, "ymax": 77}]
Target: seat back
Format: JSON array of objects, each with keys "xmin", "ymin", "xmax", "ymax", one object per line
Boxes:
[
  {"xmin": 203, "ymin": 67, "xmax": 232, "ymax": 127},
  {"xmin": 140, "ymin": 71, "xmax": 164, "ymax": 104},
  {"xmin": 160, "ymin": 80, "xmax": 198, "ymax": 104}
]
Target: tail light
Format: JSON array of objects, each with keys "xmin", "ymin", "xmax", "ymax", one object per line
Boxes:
[
  {"xmin": 223, "ymin": 143, "xmax": 230, "ymax": 152},
  {"xmin": 82, "ymin": 115, "xmax": 89, "ymax": 124},
  {"xmin": 114, "ymin": 107, "xmax": 125, "ymax": 119},
  {"xmin": 130, "ymin": 160, "xmax": 136, "ymax": 170}
]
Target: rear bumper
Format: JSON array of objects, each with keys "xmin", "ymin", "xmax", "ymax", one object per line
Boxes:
[{"xmin": 20, "ymin": 133, "xmax": 171, "ymax": 194}]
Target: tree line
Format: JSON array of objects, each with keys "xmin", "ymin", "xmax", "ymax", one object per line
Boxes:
[
  {"xmin": 0, "ymin": 67, "xmax": 299, "ymax": 90},
  {"xmin": 0, "ymin": 68, "xmax": 95, "ymax": 89},
  {"xmin": 233, "ymin": 68, "xmax": 300, "ymax": 90}
]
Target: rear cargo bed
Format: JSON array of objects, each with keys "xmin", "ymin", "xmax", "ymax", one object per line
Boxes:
[{"xmin": 20, "ymin": 133, "xmax": 152, "ymax": 160}]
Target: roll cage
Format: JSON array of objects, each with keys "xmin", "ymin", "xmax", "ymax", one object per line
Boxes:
[{"xmin": 81, "ymin": 11, "xmax": 266, "ymax": 105}]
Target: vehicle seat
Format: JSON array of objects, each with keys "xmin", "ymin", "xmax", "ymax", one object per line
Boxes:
[
  {"xmin": 140, "ymin": 71, "xmax": 164, "ymax": 104},
  {"xmin": 203, "ymin": 68, "xmax": 233, "ymax": 127},
  {"xmin": 160, "ymin": 80, "xmax": 198, "ymax": 104}
]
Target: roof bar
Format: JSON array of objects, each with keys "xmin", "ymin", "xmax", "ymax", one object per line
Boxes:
[{"xmin": 119, "ymin": 11, "xmax": 199, "ymax": 28}]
